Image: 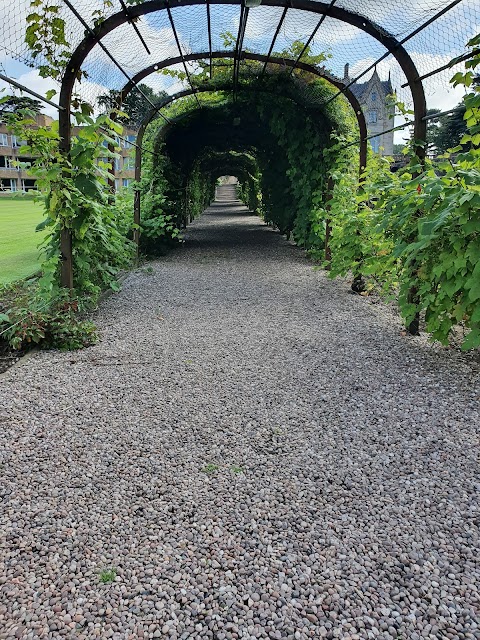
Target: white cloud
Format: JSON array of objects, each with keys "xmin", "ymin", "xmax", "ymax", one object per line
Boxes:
[
  {"xmin": 0, "ymin": 68, "xmax": 60, "ymax": 118},
  {"xmin": 349, "ymin": 51, "xmax": 469, "ymax": 110},
  {"xmin": 347, "ymin": 51, "xmax": 471, "ymax": 144},
  {"xmin": 231, "ymin": 8, "xmax": 282, "ymax": 43}
]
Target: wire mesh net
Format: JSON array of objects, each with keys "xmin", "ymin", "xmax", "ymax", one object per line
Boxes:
[{"xmin": 0, "ymin": 0, "xmax": 477, "ymax": 125}]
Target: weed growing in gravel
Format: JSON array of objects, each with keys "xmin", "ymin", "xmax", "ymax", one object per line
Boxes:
[
  {"xmin": 99, "ymin": 568, "xmax": 117, "ymax": 584},
  {"xmin": 202, "ymin": 463, "xmax": 219, "ymax": 474},
  {"xmin": 231, "ymin": 465, "xmax": 244, "ymax": 474}
]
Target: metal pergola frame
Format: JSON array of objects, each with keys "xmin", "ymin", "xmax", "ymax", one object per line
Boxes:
[
  {"xmin": 58, "ymin": 0, "xmax": 429, "ymax": 148},
  {"xmin": 122, "ymin": 51, "xmax": 370, "ymax": 248},
  {"xmin": 48, "ymin": 0, "xmax": 466, "ymax": 288}
]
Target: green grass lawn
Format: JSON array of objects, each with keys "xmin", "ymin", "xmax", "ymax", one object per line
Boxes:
[{"xmin": 0, "ymin": 197, "xmax": 46, "ymax": 285}]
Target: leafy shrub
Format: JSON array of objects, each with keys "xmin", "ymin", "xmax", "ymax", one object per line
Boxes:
[
  {"xmin": 320, "ymin": 34, "xmax": 480, "ymax": 349},
  {"xmin": 0, "ymin": 283, "xmax": 97, "ymax": 351}
]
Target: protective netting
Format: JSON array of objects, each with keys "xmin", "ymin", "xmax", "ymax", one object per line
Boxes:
[
  {"xmin": 1, "ymin": 0, "xmax": 478, "ymax": 121},
  {"xmin": 151, "ymin": 58, "xmax": 354, "ymax": 118}
]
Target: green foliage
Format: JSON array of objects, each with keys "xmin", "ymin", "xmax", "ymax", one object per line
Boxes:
[
  {"xmin": 98, "ymin": 84, "xmax": 168, "ymax": 128},
  {"xmin": 236, "ymin": 167, "xmax": 261, "ymax": 214},
  {"xmin": 427, "ymin": 104, "xmax": 467, "ymax": 154},
  {"xmin": 382, "ymin": 35, "xmax": 480, "ymax": 348},
  {"xmin": 136, "ymin": 137, "xmax": 182, "ymax": 254},
  {"xmin": 0, "ymin": 95, "xmax": 43, "ymax": 116},
  {"xmin": 231, "ymin": 465, "xmax": 244, "ymax": 474},
  {"xmin": 25, "ymin": 0, "xmax": 72, "ymax": 81},
  {"xmin": 322, "ymin": 34, "xmax": 480, "ymax": 349},
  {"xmin": 1, "ymin": 109, "xmax": 135, "ymax": 351},
  {"xmin": 202, "ymin": 463, "xmax": 219, "ymax": 474},
  {"xmin": 280, "ymin": 40, "xmax": 331, "ymax": 67},
  {"xmin": 0, "ymin": 282, "xmax": 97, "ymax": 351},
  {"xmin": 5, "ymin": 109, "xmax": 136, "ymax": 299},
  {"xmin": 99, "ymin": 568, "xmax": 117, "ymax": 584},
  {"xmin": 255, "ymin": 78, "xmax": 353, "ymax": 243},
  {"xmin": 323, "ymin": 145, "xmax": 400, "ymax": 290}
]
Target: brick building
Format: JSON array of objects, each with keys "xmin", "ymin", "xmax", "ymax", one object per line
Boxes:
[{"xmin": 0, "ymin": 113, "xmax": 137, "ymax": 193}]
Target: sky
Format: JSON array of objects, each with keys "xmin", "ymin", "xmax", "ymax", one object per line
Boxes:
[{"xmin": 0, "ymin": 0, "xmax": 478, "ymax": 143}]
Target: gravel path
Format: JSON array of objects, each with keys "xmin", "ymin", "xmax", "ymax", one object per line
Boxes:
[{"xmin": 1, "ymin": 186, "xmax": 479, "ymax": 640}]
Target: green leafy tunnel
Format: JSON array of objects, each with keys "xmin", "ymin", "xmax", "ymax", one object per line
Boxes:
[{"xmin": 139, "ymin": 71, "xmax": 355, "ymax": 256}]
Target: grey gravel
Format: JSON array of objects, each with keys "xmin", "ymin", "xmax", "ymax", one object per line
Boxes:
[{"xmin": 1, "ymin": 186, "xmax": 479, "ymax": 639}]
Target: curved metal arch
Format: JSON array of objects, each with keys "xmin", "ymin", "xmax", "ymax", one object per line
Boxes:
[
  {"xmin": 121, "ymin": 52, "xmax": 365, "ymax": 125},
  {"xmin": 135, "ymin": 81, "xmax": 364, "ymax": 169},
  {"xmin": 59, "ymin": 0, "xmax": 427, "ymax": 153},
  {"xmin": 122, "ymin": 51, "xmax": 368, "ymax": 172},
  {"xmin": 187, "ymin": 150, "xmax": 259, "ymax": 182},
  {"xmin": 131, "ymin": 79, "xmax": 349, "ymax": 246},
  {"xmin": 57, "ymin": 0, "xmax": 427, "ymax": 287}
]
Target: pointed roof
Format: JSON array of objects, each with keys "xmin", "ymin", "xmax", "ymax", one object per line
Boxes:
[{"xmin": 349, "ymin": 68, "xmax": 393, "ymax": 101}]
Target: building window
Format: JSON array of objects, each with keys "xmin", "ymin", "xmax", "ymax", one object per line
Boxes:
[
  {"xmin": 114, "ymin": 157, "xmax": 122, "ymax": 171},
  {"xmin": 123, "ymin": 157, "xmax": 134, "ymax": 170},
  {"xmin": 22, "ymin": 179, "xmax": 37, "ymax": 192},
  {"xmin": 0, "ymin": 134, "xmax": 8, "ymax": 146},
  {"xmin": 122, "ymin": 178, "xmax": 130, "ymax": 188},
  {"xmin": 371, "ymin": 91, "xmax": 377, "ymax": 102},
  {"xmin": 10, "ymin": 136, "xmax": 25, "ymax": 147},
  {"xmin": 125, "ymin": 134, "xmax": 136, "ymax": 149},
  {"xmin": 115, "ymin": 179, "xmax": 120, "ymax": 192},
  {"xmin": 0, "ymin": 156, "xmax": 15, "ymax": 169},
  {"xmin": 370, "ymin": 137, "xmax": 380, "ymax": 153},
  {"xmin": 10, "ymin": 179, "xmax": 17, "ymax": 192},
  {"xmin": 367, "ymin": 110, "xmax": 378, "ymax": 124}
]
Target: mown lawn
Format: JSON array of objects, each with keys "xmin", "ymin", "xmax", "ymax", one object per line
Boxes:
[{"xmin": 0, "ymin": 197, "xmax": 46, "ymax": 285}]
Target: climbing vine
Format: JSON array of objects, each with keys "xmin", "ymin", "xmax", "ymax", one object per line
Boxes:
[
  {"xmin": 320, "ymin": 34, "xmax": 480, "ymax": 349},
  {"xmin": 2, "ymin": 3, "xmax": 478, "ymax": 352},
  {"xmin": 0, "ymin": 104, "xmax": 136, "ymax": 349}
]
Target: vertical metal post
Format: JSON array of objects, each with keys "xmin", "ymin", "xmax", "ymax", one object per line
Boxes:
[
  {"xmin": 133, "ymin": 123, "xmax": 146, "ymax": 257},
  {"xmin": 58, "ymin": 104, "xmax": 74, "ymax": 289},
  {"xmin": 347, "ymin": 122, "xmax": 370, "ymax": 293},
  {"xmin": 324, "ymin": 176, "xmax": 333, "ymax": 266},
  {"xmin": 359, "ymin": 138, "xmax": 367, "ymax": 177},
  {"xmin": 108, "ymin": 136, "xmax": 117, "ymax": 199},
  {"xmin": 405, "ymin": 68, "xmax": 428, "ymax": 334},
  {"xmin": 60, "ymin": 228, "xmax": 74, "ymax": 289},
  {"xmin": 207, "ymin": 0, "xmax": 213, "ymax": 79}
]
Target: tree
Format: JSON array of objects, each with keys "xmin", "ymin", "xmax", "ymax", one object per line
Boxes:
[
  {"xmin": 393, "ymin": 143, "xmax": 407, "ymax": 154},
  {"xmin": 0, "ymin": 95, "xmax": 42, "ymax": 117},
  {"xmin": 280, "ymin": 40, "xmax": 331, "ymax": 68},
  {"xmin": 97, "ymin": 84, "xmax": 168, "ymax": 129},
  {"xmin": 426, "ymin": 103, "xmax": 467, "ymax": 154}
]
